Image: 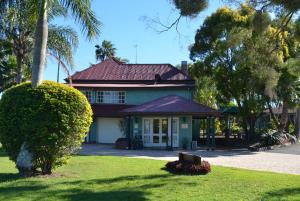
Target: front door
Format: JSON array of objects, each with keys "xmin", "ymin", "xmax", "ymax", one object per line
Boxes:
[{"xmin": 143, "ymin": 118, "xmax": 179, "ymax": 147}]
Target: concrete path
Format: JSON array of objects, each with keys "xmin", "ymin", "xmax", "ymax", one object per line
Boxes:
[{"xmin": 79, "ymin": 144, "xmax": 300, "ymax": 175}]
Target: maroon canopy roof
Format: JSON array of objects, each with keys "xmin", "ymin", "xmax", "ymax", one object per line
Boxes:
[
  {"xmin": 121, "ymin": 95, "xmax": 220, "ymax": 116},
  {"xmin": 71, "ymin": 58, "xmax": 192, "ymax": 81},
  {"xmin": 92, "ymin": 104, "xmax": 135, "ymax": 117}
]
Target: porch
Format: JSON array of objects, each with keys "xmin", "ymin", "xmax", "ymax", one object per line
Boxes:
[{"xmin": 122, "ymin": 95, "xmax": 220, "ymax": 150}]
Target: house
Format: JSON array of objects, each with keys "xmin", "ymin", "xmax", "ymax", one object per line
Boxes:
[{"xmin": 68, "ymin": 58, "xmax": 219, "ymax": 149}]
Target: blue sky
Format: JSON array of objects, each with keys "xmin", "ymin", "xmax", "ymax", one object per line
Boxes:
[{"xmin": 45, "ymin": 0, "xmax": 224, "ymax": 82}]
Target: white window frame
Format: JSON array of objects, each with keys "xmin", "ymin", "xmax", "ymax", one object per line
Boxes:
[
  {"xmin": 142, "ymin": 117, "xmax": 179, "ymax": 147},
  {"xmin": 95, "ymin": 91, "xmax": 126, "ymax": 104},
  {"xmin": 82, "ymin": 90, "xmax": 93, "ymax": 103}
]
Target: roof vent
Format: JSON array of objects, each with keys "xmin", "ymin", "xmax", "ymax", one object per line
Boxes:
[{"xmin": 154, "ymin": 74, "xmax": 161, "ymax": 83}]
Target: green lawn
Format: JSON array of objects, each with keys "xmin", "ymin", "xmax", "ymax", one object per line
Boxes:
[{"xmin": 0, "ymin": 151, "xmax": 299, "ymax": 201}]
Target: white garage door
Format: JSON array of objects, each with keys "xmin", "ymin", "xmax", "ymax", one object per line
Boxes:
[{"xmin": 97, "ymin": 118, "xmax": 123, "ymax": 143}]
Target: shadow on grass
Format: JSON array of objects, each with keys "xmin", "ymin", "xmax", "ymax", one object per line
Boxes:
[
  {"xmin": 0, "ymin": 149, "xmax": 7, "ymax": 157},
  {"xmin": 0, "ymin": 173, "xmax": 22, "ymax": 183},
  {"xmin": 263, "ymin": 188, "xmax": 300, "ymax": 200},
  {"xmin": 0, "ymin": 173, "xmax": 190, "ymax": 200}
]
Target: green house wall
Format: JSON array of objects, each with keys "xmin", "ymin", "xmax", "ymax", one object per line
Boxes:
[
  {"xmin": 125, "ymin": 88, "xmax": 193, "ymax": 105},
  {"xmin": 88, "ymin": 119, "xmax": 98, "ymax": 142},
  {"xmin": 179, "ymin": 116, "xmax": 192, "ymax": 149}
]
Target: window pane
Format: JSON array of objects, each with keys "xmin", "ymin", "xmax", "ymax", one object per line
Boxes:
[
  {"xmin": 153, "ymin": 119, "xmax": 159, "ymax": 133},
  {"xmin": 143, "ymin": 135, "xmax": 150, "ymax": 143},
  {"xmin": 153, "ymin": 136, "xmax": 159, "ymax": 143},
  {"xmin": 162, "ymin": 135, "xmax": 167, "ymax": 143},
  {"xmin": 172, "ymin": 119, "xmax": 178, "ymax": 134},
  {"xmin": 83, "ymin": 91, "xmax": 92, "ymax": 102},
  {"xmin": 144, "ymin": 119, "xmax": 150, "ymax": 134},
  {"xmin": 162, "ymin": 119, "xmax": 168, "ymax": 134},
  {"xmin": 96, "ymin": 91, "xmax": 125, "ymax": 104}
]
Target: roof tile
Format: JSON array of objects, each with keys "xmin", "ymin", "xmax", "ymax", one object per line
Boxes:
[{"xmin": 71, "ymin": 58, "xmax": 191, "ymax": 81}]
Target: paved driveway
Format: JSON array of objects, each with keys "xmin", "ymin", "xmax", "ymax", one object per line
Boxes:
[{"xmin": 79, "ymin": 143, "xmax": 300, "ymax": 175}]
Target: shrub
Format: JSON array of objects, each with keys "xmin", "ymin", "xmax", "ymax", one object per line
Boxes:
[
  {"xmin": 260, "ymin": 129, "xmax": 297, "ymax": 147},
  {"xmin": 165, "ymin": 160, "xmax": 211, "ymax": 175},
  {"xmin": 0, "ymin": 81, "xmax": 92, "ymax": 174}
]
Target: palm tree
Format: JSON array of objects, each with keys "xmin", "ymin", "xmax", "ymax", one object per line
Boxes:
[
  {"xmin": 30, "ymin": 0, "xmax": 100, "ymax": 87},
  {"xmin": 0, "ymin": 1, "xmax": 80, "ymax": 85},
  {"xmin": 47, "ymin": 25, "xmax": 79, "ymax": 83},
  {"xmin": 95, "ymin": 40, "xmax": 116, "ymax": 62},
  {"xmin": 0, "ymin": 0, "xmax": 100, "ymax": 87}
]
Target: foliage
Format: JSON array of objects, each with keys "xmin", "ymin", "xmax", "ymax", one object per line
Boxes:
[
  {"xmin": 190, "ymin": 63, "xmax": 218, "ymax": 108},
  {"xmin": 0, "ymin": 1, "xmax": 79, "ymax": 84},
  {"xmin": 0, "ymin": 40, "xmax": 17, "ymax": 92},
  {"xmin": 95, "ymin": 40, "xmax": 116, "ymax": 61},
  {"xmin": 189, "ymin": 4, "xmax": 300, "ymax": 138},
  {"xmin": 251, "ymin": 10, "xmax": 271, "ymax": 34},
  {"xmin": 260, "ymin": 129, "xmax": 297, "ymax": 146},
  {"xmin": 118, "ymin": 118, "xmax": 128, "ymax": 137},
  {"xmin": 165, "ymin": 160, "xmax": 211, "ymax": 175},
  {"xmin": 173, "ymin": 0, "xmax": 208, "ymax": 18},
  {"xmin": 0, "ymin": 81, "xmax": 92, "ymax": 174}
]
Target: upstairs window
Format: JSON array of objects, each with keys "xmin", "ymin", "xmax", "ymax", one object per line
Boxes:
[
  {"xmin": 83, "ymin": 90, "xmax": 93, "ymax": 103},
  {"xmin": 96, "ymin": 91, "xmax": 126, "ymax": 104}
]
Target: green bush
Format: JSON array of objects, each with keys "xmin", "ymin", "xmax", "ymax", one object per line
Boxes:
[
  {"xmin": 0, "ymin": 81, "xmax": 92, "ymax": 174},
  {"xmin": 260, "ymin": 129, "xmax": 297, "ymax": 147}
]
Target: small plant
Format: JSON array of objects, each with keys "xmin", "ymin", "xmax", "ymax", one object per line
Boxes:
[
  {"xmin": 119, "ymin": 118, "xmax": 128, "ymax": 137},
  {"xmin": 260, "ymin": 129, "xmax": 297, "ymax": 147}
]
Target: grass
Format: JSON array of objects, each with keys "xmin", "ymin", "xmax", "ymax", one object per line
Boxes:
[{"xmin": 0, "ymin": 151, "xmax": 299, "ymax": 201}]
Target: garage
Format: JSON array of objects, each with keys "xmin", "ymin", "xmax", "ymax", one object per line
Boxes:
[{"xmin": 97, "ymin": 118, "xmax": 123, "ymax": 143}]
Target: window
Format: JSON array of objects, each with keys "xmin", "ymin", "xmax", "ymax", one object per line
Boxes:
[
  {"xmin": 96, "ymin": 91, "xmax": 126, "ymax": 104},
  {"xmin": 83, "ymin": 90, "xmax": 92, "ymax": 103},
  {"xmin": 144, "ymin": 119, "xmax": 150, "ymax": 134},
  {"xmin": 153, "ymin": 119, "xmax": 159, "ymax": 133},
  {"xmin": 172, "ymin": 119, "xmax": 178, "ymax": 134},
  {"xmin": 162, "ymin": 119, "xmax": 168, "ymax": 134}
]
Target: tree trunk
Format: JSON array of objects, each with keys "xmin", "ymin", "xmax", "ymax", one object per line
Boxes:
[
  {"xmin": 279, "ymin": 101, "xmax": 289, "ymax": 131},
  {"xmin": 31, "ymin": 0, "xmax": 48, "ymax": 88},
  {"xmin": 42, "ymin": 161, "xmax": 52, "ymax": 175},
  {"xmin": 267, "ymin": 100, "xmax": 280, "ymax": 129},
  {"xmin": 16, "ymin": 54, "xmax": 23, "ymax": 84}
]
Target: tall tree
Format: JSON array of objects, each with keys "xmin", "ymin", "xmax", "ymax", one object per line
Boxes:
[
  {"xmin": 95, "ymin": 40, "xmax": 116, "ymax": 62},
  {"xmin": 0, "ymin": 1, "xmax": 79, "ymax": 85},
  {"xmin": 27, "ymin": 0, "xmax": 100, "ymax": 87},
  {"xmin": 190, "ymin": 5, "xmax": 287, "ymax": 139}
]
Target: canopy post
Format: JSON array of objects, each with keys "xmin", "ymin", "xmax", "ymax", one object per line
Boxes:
[{"xmin": 171, "ymin": 116, "xmax": 173, "ymax": 151}]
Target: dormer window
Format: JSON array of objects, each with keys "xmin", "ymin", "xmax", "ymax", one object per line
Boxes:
[{"xmin": 96, "ymin": 91, "xmax": 126, "ymax": 104}]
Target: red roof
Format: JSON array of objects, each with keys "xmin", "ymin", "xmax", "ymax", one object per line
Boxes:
[
  {"xmin": 71, "ymin": 83, "xmax": 195, "ymax": 88},
  {"xmin": 71, "ymin": 58, "xmax": 192, "ymax": 81},
  {"xmin": 121, "ymin": 95, "xmax": 220, "ymax": 116}
]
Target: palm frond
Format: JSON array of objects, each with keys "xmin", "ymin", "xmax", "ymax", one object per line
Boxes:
[
  {"xmin": 48, "ymin": 0, "xmax": 68, "ymax": 20},
  {"xmin": 59, "ymin": 0, "xmax": 101, "ymax": 40},
  {"xmin": 48, "ymin": 25, "xmax": 78, "ymax": 69}
]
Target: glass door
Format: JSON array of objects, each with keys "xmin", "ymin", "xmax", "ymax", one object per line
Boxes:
[
  {"xmin": 152, "ymin": 119, "xmax": 160, "ymax": 145},
  {"xmin": 161, "ymin": 119, "xmax": 168, "ymax": 145},
  {"xmin": 143, "ymin": 119, "xmax": 151, "ymax": 146},
  {"xmin": 168, "ymin": 118, "xmax": 179, "ymax": 147},
  {"xmin": 143, "ymin": 118, "xmax": 177, "ymax": 147}
]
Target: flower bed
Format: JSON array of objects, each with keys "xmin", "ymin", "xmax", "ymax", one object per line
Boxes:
[{"xmin": 165, "ymin": 160, "xmax": 211, "ymax": 175}]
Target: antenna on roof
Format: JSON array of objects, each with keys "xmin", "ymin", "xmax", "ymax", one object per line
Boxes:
[{"xmin": 134, "ymin": 44, "xmax": 138, "ymax": 64}]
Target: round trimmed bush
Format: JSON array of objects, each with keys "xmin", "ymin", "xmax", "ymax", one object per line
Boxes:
[{"xmin": 0, "ymin": 81, "xmax": 92, "ymax": 174}]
